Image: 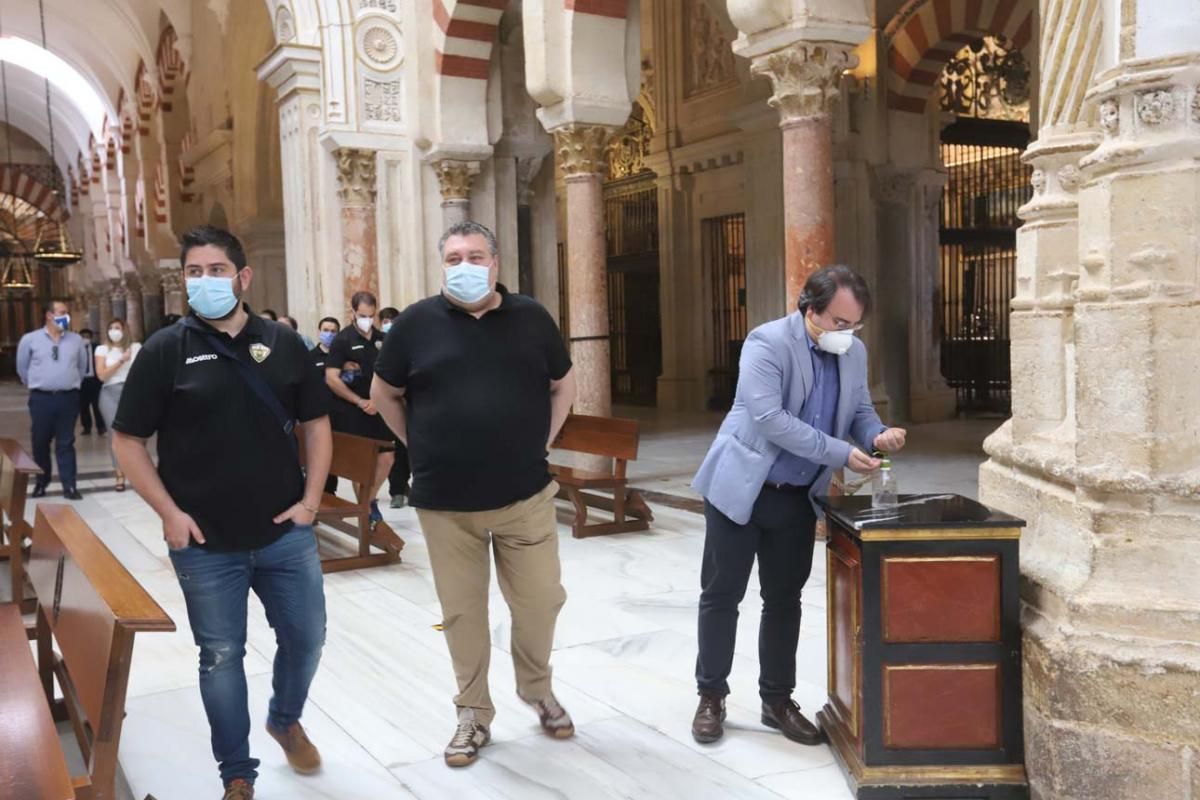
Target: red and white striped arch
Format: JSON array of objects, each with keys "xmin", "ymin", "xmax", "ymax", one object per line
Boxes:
[
  {"xmin": 885, "ymin": 0, "xmax": 1034, "ymax": 113},
  {"xmin": 0, "ymin": 166, "xmax": 64, "ymax": 220},
  {"xmin": 433, "ymin": 0, "xmax": 506, "ymax": 80}
]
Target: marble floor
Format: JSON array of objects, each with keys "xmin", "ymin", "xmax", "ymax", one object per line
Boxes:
[{"xmin": 0, "ymin": 381, "xmax": 1000, "ymax": 799}]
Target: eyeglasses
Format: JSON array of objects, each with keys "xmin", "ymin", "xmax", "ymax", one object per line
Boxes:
[
  {"xmin": 812, "ymin": 319, "xmax": 865, "ymax": 334},
  {"xmin": 51, "ymin": 345, "xmax": 58, "ymax": 361}
]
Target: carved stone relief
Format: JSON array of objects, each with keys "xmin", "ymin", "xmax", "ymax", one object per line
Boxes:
[
  {"xmin": 685, "ymin": 0, "xmax": 736, "ymax": 97},
  {"xmin": 434, "ymin": 160, "xmax": 479, "ymax": 202},
  {"xmin": 335, "ymin": 148, "xmax": 378, "ymax": 206},
  {"xmin": 751, "ymin": 43, "xmax": 855, "ymax": 123},
  {"xmin": 359, "ymin": 0, "xmax": 397, "ymax": 12},
  {"xmin": 554, "ymin": 125, "xmax": 614, "ymax": 178},
  {"xmin": 363, "ymin": 77, "xmax": 403, "ymax": 123},
  {"xmin": 1136, "ymin": 89, "xmax": 1176, "ymax": 126},
  {"xmin": 1099, "ymin": 99, "xmax": 1119, "ymax": 135},
  {"xmin": 356, "ymin": 18, "xmax": 404, "ymax": 71},
  {"xmin": 275, "ymin": 7, "xmax": 295, "ymax": 43}
]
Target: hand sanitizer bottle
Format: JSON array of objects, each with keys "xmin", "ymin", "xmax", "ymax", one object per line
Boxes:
[{"xmin": 873, "ymin": 456, "xmax": 898, "ymax": 509}]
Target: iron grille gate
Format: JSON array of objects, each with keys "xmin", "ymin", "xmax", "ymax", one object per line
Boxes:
[
  {"xmin": 939, "ymin": 118, "xmax": 1032, "ymax": 413},
  {"xmin": 603, "ymin": 177, "xmax": 661, "ymax": 406},
  {"xmin": 704, "ymin": 213, "xmax": 747, "ymax": 411}
]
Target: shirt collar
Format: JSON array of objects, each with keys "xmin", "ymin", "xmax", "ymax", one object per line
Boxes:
[
  {"xmin": 439, "ymin": 283, "xmax": 512, "ymax": 315},
  {"xmin": 184, "ymin": 304, "xmax": 264, "ymax": 342}
]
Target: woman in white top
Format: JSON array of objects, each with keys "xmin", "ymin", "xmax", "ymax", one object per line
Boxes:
[{"xmin": 94, "ymin": 318, "xmax": 141, "ymax": 491}]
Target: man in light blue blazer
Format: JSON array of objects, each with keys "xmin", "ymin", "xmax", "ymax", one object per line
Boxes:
[{"xmin": 689, "ymin": 265, "xmax": 907, "ymax": 746}]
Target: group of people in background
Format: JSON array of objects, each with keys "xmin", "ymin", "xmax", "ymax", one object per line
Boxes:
[{"xmin": 15, "ymin": 299, "xmax": 144, "ymax": 498}]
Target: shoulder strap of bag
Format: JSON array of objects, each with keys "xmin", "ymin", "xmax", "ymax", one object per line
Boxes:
[{"xmin": 186, "ymin": 322, "xmax": 297, "ymax": 447}]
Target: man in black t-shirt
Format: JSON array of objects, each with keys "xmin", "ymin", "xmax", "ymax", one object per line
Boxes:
[
  {"xmin": 323, "ymin": 291, "xmax": 393, "ymax": 524},
  {"xmin": 112, "ymin": 226, "xmax": 332, "ymax": 799},
  {"xmin": 310, "ymin": 316, "xmax": 341, "ymax": 496},
  {"xmin": 371, "ymin": 221, "xmax": 577, "ymax": 769}
]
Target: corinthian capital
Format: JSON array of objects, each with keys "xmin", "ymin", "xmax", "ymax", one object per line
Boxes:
[
  {"xmin": 751, "ymin": 43, "xmax": 856, "ymax": 125},
  {"xmin": 552, "ymin": 124, "xmax": 616, "ymax": 179},
  {"xmin": 335, "ymin": 148, "xmax": 378, "ymax": 206},
  {"xmin": 434, "ymin": 160, "xmax": 480, "ymax": 202}
]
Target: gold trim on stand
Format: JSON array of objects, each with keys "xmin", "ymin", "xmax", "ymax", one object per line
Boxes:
[{"xmin": 858, "ymin": 526, "xmax": 1022, "ymax": 542}]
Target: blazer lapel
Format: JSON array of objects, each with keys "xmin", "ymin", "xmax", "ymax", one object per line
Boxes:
[{"xmin": 790, "ymin": 314, "xmax": 815, "ymax": 413}]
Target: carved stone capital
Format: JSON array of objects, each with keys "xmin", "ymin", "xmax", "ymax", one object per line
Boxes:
[
  {"xmin": 434, "ymin": 160, "xmax": 480, "ymax": 202},
  {"xmin": 159, "ymin": 267, "xmax": 184, "ymax": 294},
  {"xmin": 552, "ymin": 124, "xmax": 616, "ymax": 179},
  {"xmin": 750, "ymin": 43, "xmax": 856, "ymax": 125},
  {"xmin": 109, "ymin": 277, "xmax": 127, "ymax": 301},
  {"xmin": 335, "ymin": 148, "xmax": 378, "ymax": 207}
]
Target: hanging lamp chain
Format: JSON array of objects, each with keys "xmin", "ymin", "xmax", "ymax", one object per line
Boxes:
[{"xmin": 37, "ymin": 0, "xmax": 60, "ymax": 194}]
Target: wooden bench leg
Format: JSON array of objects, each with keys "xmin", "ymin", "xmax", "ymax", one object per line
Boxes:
[{"xmin": 565, "ymin": 487, "xmax": 589, "ymax": 538}]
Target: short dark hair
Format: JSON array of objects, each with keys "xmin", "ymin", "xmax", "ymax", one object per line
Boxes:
[
  {"xmin": 351, "ymin": 291, "xmax": 377, "ymax": 312},
  {"xmin": 438, "ymin": 220, "xmax": 498, "ymax": 258},
  {"xmin": 379, "ymin": 306, "xmax": 400, "ymax": 322},
  {"xmin": 279, "ymin": 314, "xmax": 297, "ymax": 330},
  {"xmin": 261, "ymin": 309, "xmax": 278, "ymax": 321},
  {"xmin": 43, "ymin": 299, "xmax": 68, "ymax": 316},
  {"xmin": 797, "ymin": 265, "xmax": 871, "ymax": 317},
  {"xmin": 318, "ymin": 316, "xmax": 340, "ymax": 329},
  {"xmin": 79, "ymin": 328, "xmax": 93, "ymax": 337},
  {"xmin": 180, "ymin": 224, "xmax": 247, "ymax": 270}
]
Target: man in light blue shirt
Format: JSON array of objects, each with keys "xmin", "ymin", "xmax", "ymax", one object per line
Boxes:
[{"xmin": 16, "ymin": 299, "xmax": 88, "ymax": 500}]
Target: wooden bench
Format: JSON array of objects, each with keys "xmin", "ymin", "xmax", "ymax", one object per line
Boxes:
[
  {"xmin": 550, "ymin": 414, "xmax": 654, "ymax": 538},
  {"xmin": 301, "ymin": 431, "xmax": 405, "ymax": 573},
  {"xmin": 0, "ymin": 503, "xmax": 175, "ymax": 799},
  {"xmin": 0, "ymin": 437, "xmax": 43, "ymax": 626}
]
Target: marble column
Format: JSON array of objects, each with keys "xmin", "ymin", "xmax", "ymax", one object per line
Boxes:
[
  {"xmin": 552, "ymin": 123, "xmax": 615, "ymax": 417},
  {"xmin": 750, "ymin": 44, "xmax": 855, "ymax": 310},
  {"xmin": 122, "ymin": 274, "xmax": 143, "ymax": 341},
  {"xmin": 515, "ymin": 155, "xmax": 546, "ymax": 296},
  {"xmin": 98, "ymin": 282, "xmax": 115, "ymax": 332},
  {"xmin": 110, "ymin": 278, "xmax": 128, "ymax": 324},
  {"xmin": 335, "ymin": 148, "xmax": 379, "ymax": 311},
  {"xmin": 86, "ymin": 291, "xmax": 101, "ymax": 333},
  {"xmin": 140, "ymin": 270, "xmax": 162, "ymax": 334},
  {"xmin": 434, "ymin": 160, "xmax": 479, "ymax": 228}
]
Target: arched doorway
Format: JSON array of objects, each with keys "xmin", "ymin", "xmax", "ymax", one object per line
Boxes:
[{"xmin": 937, "ymin": 35, "xmax": 1033, "ymax": 413}]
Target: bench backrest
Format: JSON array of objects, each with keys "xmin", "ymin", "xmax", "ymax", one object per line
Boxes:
[
  {"xmin": 28, "ymin": 504, "xmax": 174, "ymax": 799},
  {"xmin": 298, "ymin": 430, "xmax": 385, "ymax": 489},
  {"xmin": 553, "ymin": 414, "xmax": 641, "ymax": 461},
  {"xmin": 0, "ymin": 437, "xmax": 41, "ymax": 532}
]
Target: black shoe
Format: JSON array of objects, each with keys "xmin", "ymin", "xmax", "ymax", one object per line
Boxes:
[
  {"xmin": 762, "ymin": 699, "xmax": 823, "ymax": 745},
  {"xmin": 63, "ymin": 489, "xmax": 83, "ymax": 501},
  {"xmin": 31, "ymin": 484, "xmax": 47, "ymax": 498},
  {"xmin": 692, "ymin": 693, "xmax": 726, "ymax": 744}
]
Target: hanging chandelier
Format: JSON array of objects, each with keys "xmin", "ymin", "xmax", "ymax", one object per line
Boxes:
[{"xmin": 31, "ymin": 0, "xmax": 81, "ymax": 267}]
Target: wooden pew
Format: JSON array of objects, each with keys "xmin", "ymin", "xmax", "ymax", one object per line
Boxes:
[
  {"xmin": 0, "ymin": 503, "xmax": 175, "ymax": 800},
  {"xmin": 549, "ymin": 414, "xmax": 654, "ymax": 538},
  {"xmin": 0, "ymin": 437, "xmax": 43, "ymax": 625},
  {"xmin": 301, "ymin": 431, "xmax": 405, "ymax": 573}
]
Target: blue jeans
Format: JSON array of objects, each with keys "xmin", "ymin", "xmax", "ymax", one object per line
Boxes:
[
  {"xmin": 29, "ymin": 389, "xmax": 80, "ymax": 490},
  {"xmin": 168, "ymin": 526, "xmax": 327, "ymax": 786}
]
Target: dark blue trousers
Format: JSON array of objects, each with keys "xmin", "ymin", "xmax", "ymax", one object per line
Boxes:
[{"xmin": 29, "ymin": 389, "xmax": 80, "ymax": 491}]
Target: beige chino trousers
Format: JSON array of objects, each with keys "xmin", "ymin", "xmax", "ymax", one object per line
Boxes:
[{"xmin": 416, "ymin": 481, "xmax": 565, "ymax": 726}]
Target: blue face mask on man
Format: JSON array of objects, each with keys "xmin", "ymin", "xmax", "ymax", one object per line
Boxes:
[
  {"xmin": 186, "ymin": 273, "xmax": 241, "ymax": 320},
  {"xmin": 52, "ymin": 314, "xmax": 70, "ymax": 331},
  {"xmin": 444, "ymin": 263, "xmax": 492, "ymax": 305},
  {"xmin": 381, "ymin": 321, "xmax": 393, "ymax": 334},
  {"xmin": 318, "ymin": 330, "xmax": 337, "ymax": 348}
]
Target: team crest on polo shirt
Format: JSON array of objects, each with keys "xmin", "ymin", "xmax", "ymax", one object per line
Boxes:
[
  {"xmin": 375, "ymin": 340, "xmax": 382, "ymax": 349},
  {"xmin": 249, "ymin": 343, "xmax": 271, "ymax": 363}
]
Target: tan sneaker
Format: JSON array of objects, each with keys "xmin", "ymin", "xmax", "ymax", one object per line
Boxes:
[
  {"xmin": 444, "ymin": 709, "xmax": 491, "ymax": 767},
  {"xmin": 527, "ymin": 695, "xmax": 575, "ymax": 739},
  {"xmin": 222, "ymin": 779, "xmax": 254, "ymax": 799},
  {"xmin": 266, "ymin": 721, "xmax": 322, "ymax": 774}
]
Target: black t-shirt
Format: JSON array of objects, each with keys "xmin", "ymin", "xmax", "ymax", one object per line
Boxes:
[
  {"xmin": 308, "ymin": 345, "xmax": 331, "ymax": 374},
  {"xmin": 374, "ymin": 286, "xmax": 572, "ymax": 512},
  {"xmin": 325, "ymin": 325, "xmax": 385, "ymax": 401},
  {"xmin": 112, "ymin": 309, "xmax": 330, "ymax": 552}
]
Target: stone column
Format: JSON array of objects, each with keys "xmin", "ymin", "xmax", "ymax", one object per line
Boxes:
[
  {"xmin": 552, "ymin": 123, "xmax": 615, "ymax": 417},
  {"xmin": 97, "ymin": 282, "xmax": 114, "ymax": 332},
  {"xmin": 160, "ymin": 264, "xmax": 186, "ymax": 316},
  {"xmin": 750, "ymin": 43, "xmax": 855, "ymax": 310},
  {"xmin": 335, "ymin": 148, "xmax": 379, "ymax": 312},
  {"xmin": 140, "ymin": 270, "xmax": 162, "ymax": 334},
  {"xmin": 109, "ymin": 278, "xmax": 128, "ymax": 324},
  {"xmin": 122, "ymin": 273, "xmax": 143, "ymax": 341},
  {"xmin": 434, "ymin": 160, "xmax": 479, "ymax": 228},
  {"xmin": 86, "ymin": 291, "xmax": 101, "ymax": 333},
  {"xmin": 979, "ymin": 2, "xmax": 1200, "ymax": 797},
  {"xmin": 515, "ymin": 155, "xmax": 546, "ymax": 296}
]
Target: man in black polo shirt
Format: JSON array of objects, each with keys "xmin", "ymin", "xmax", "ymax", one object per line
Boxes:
[
  {"xmin": 372, "ymin": 220, "xmax": 577, "ymax": 768},
  {"xmin": 112, "ymin": 225, "xmax": 332, "ymax": 800},
  {"xmin": 323, "ymin": 291, "xmax": 393, "ymax": 524}
]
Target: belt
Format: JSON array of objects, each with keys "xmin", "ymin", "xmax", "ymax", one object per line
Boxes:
[
  {"xmin": 763, "ymin": 481, "xmax": 813, "ymax": 494},
  {"xmin": 31, "ymin": 388, "xmax": 80, "ymax": 395}
]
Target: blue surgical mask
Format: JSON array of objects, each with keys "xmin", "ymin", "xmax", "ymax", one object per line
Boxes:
[
  {"xmin": 318, "ymin": 330, "xmax": 336, "ymax": 348},
  {"xmin": 444, "ymin": 263, "xmax": 492, "ymax": 305},
  {"xmin": 381, "ymin": 321, "xmax": 393, "ymax": 334},
  {"xmin": 186, "ymin": 274, "xmax": 240, "ymax": 320},
  {"xmin": 52, "ymin": 314, "xmax": 70, "ymax": 331}
]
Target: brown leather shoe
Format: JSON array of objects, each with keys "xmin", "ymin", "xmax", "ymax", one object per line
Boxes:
[
  {"xmin": 692, "ymin": 693, "xmax": 726, "ymax": 744},
  {"xmin": 222, "ymin": 779, "xmax": 254, "ymax": 799},
  {"xmin": 527, "ymin": 694, "xmax": 575, "ymax": 739},
  {"xmin": 761, "ymin": 699, "xmax": 823, "ymax": 745},
  {"xmin": 266, "ymin": 721, "xmax": 322, "ymax": 774}
]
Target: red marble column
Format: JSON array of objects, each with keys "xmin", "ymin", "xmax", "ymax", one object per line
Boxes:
[
  {"xmin": 335, "ymin": 148, "xmax": 379, "ymax": 311},
  {"xmin": 553, "ymin": 124, "xmax": 615, "ymax": 417},
  {"xmin": 752, "ymin": 43, "xmax": 855, "ymax": 310}
]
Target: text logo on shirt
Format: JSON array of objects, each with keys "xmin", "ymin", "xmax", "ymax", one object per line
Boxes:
[{"xmin": 185, "ymin": 354, "xmax": 219, "ymax": 365}]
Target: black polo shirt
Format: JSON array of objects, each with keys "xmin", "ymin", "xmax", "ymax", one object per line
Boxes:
[
  {"xmin": 374, "ymin": 286, "xmax": 571, "ymax": 511},
  {"xmin": 325, "ymin": 324, "xmax": 385, "ymax": 401},
  {"xmin": 308, "ymin": 345, "xmax": 331, "ymax": 374},
  {"xmin": 112, "ymin": 308, "xmax": 330, "ymax": 552}
]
